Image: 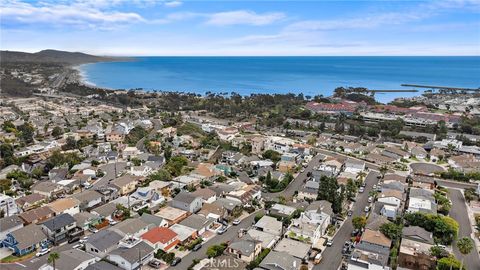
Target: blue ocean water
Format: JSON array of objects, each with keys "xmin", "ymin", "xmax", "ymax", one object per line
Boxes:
[{"xmin": 79, "ymin": 56, "xmax": 480, "ymax": 102}]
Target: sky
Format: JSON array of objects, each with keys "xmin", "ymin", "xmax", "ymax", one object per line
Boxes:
[{"xmin": 1, "ymin": 0, "xmax": 479, "ymax": 56}]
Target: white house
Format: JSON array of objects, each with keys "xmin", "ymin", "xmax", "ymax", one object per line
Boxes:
[{"xmin": 380, "ymin": 205, "xmax": 398, "ymax": 220}]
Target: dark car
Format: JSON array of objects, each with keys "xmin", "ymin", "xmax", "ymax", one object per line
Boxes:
[
  {"xmin": 148, "ymin": 259, "xmax": 162, "ymax": 269},
  {"xmin": 171, "ymin": 257, "xmax": 182, "ymax": 266},
  {"xmin": 68, "ymin": 237, "xmax": 80, "ymax": 244},
  {"xmin": 351, "ymin": 229, "xmax": 360, "ymax": 237},
  {"xmin": 192, "ymin": 244, "xmax": 202, "ymax": 251}
]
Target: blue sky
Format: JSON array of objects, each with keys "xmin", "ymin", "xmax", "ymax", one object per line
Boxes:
[{"xmin": 1, "ymin": 0, "xmax": 479, "ymax": 56}]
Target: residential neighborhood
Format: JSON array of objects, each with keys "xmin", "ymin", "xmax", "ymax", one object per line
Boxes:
[{"xmin": 1, "ymin": 90, "xmax": 480, "ymax": 270}]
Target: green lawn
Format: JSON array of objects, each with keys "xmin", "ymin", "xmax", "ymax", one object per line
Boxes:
[{"xmin": 1, "ymin": 252, "xmax": 35, "ymax": 263}]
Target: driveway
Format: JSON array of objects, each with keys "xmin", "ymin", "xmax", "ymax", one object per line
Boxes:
[
  {"xmin": 314, "ymin": 170, "xmax": 381, "ymax": 270},
  {"xmin": 449, "ymin": 189, "xmax": 480, "ymax": 270}
]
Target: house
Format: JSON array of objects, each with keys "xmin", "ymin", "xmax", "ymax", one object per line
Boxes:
[
  {"xmin": 142, "ymin": 227, "xmax": 179, "ymax": 252},
  {"xmin": 39, "ymin": 249, "xmax": 98, "ymax": 270},
  {"xmin": 298, "ymin": 181, "xmax": 319, "ymax": 201},
  {"xmin": 382, "ymin": 147, "xmax": 409, "ymax": 160},
  {"xmin": 246, "ymin": 229, "xmax": 279, "ymax": 249},
  {"xmin": 74, "ymin": 212, "xmax": 102, "ymax": 231},
  {"xmin": 107, "ymin": 241, "xmax": 154, "ymax": 270},
  {"xmin": 147, "ymin": 180, "xmax": 172, "ymax": 197},
  {"xmin": 48, "ymin": 167, "xmax": 68, "ymax": 181},
  {"xmin": 91, "ymin": 202, "xmax": 117, "ymax": 220},
  {"xmin": 179, "ymin": 214, "xmax": 214, "ymax": 236},
  {"xmin": 191, "ymin": 188, "xmax": 217, "ymax": 204},
  {"xmin": 348, "ymin": 247, "xmax": 389, "ymax": 270},
  {"xmin": 212, "ymin": 198, "xmax": 242, "ymax": 216},
  {"xmin": 72, "ymin": 190, "xmax": 103, "ymax": 210},
  {"xmin": 407, "ymin": 198, "xmax": 436, "ymax": 214},
  {"xmin": 259, "ymin": 250, "xmax": 301, "ymax": 270},
  {"xmin": 278, "ymin": 161, "xmax": 296, "ymax": 173},
  {"xmin": 0, "ymin": 215, "xmax": 23, "ymax": 243},
  {"xmin": 377, "ymin": 190, "xmax": 404, "ymax": 208},
  {"xmin": 130, "ymin": 187, "xmax": 164, "ymax": 207},
  {"xmin": 354, "ymin": 229, "xmax": 391, "ymax": 259},
  {"xmin": 129, "ymin": 166, "xmax": 152, "ymax": 177},
  {"xmin": 269, "ymin": 204, "xmax": 297, "ymax": 218},
  {"xmin": 0, "ymin": 194, "xmax": 19, "ymax": 216},
  {"xmin": 429, "ymin": 148, "xmax": 445, "ymax": 162},
  {"xmin": 31, "ymin": 181, "xmax": 64, "ymax": 198},
  {"xmin": 110, "ymin": 219, "xmax": 151, "ymax": 238},
  {"xmin": 46, "ymin": 197, "xmax": 80, "ymax": 216},
  {"xmin": 95, "ymin": 186, "xmax": 119, "ymax": 203},
  {"xmin": 273, "ymin": 238, "xmax": 311, "ymax": 260},
  {"xmin": 198, "ymin": 203, "xmax": 227, "ymax": 221},
  {"xmin": 287, "ymin": 209, "xmax": 331, "ymax": 246},
  {"xmin": 41, "ymin": 213, "xmax": 78, "ymax": 244},
  {"xmin": 85, "ymin": 229, "xmax": 123, "ymax": 258},
  {"xmin": 225, "ymin": 184, "xmax": 262, "ymax": 204},
  {"xmin": 85, "ymin": 261, "xmax": 124, "ymax": 270},
  {"xmin": 171, "ymin": 191, "xmax": 203, "ymax": 213},
  {"xmin": 398, "ymin": 238, "xmax": 435, "ymax": 270},
  {"xmin": 15, "ymin": 193, "xmax": 46, "ymax": 212},
  {"xmin": 110, "ymin": 175, "xmax": 139, "ymax": 195},
  {"xmin": 140, "ymin": 213, "xmax": 169, "ymax": 228},
  {"xmin": 344, "ymin": 158, "xmax": 366, "ymax": 174},
  {"xmin": 170, "ymin": 223, "xmax": 198, "ymax": 244},
  {"xmin": 411, "ymin": 147, "xmax": 428, "ymax": 159},
  {"xmin": 402, "ymin": 226, "xmax": 434, "ymax": 245},
  {"xmin": 19, "ymin": 206, "xmax": 55, "ymax": 225},
  {"xmin": 2, "ymin": 224, "xmax": 48, "ymax": 256},
  {"xmin": 379, "ymin": 204, "xmax": 398, "ymax": 220},
  {"xmin": 227, "ymin": 236, "xmax": 262, "ymax": 263},
  {"xmin": 155, "ymin": 206, "xmax": 189, "ymax": 225},
  {"xmin": 254, "ymin": 215, "xmax": 283, "ymax": 236},
  {"xmin": 122, "ymin": 146, "xmax": 140, "ymax": 159}
]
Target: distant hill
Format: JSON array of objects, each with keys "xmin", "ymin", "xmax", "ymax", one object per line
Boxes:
[{"xmin": 0, "ymin": 49, "xmax": 124, "ymax": 65}]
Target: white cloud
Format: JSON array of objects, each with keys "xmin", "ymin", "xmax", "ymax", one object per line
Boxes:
[
  {"xmin": 0, "ymin": 0, "xmax": 145, "ymax": 28},
  {"xmin": 164, "ymin": 1, "xmax": 182, "ymax": 8},
  {"xmin": 205, "ymin": 10, "xmax": 285, "ymax": 26}
]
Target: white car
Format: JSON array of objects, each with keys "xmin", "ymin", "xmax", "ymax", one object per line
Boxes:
[
  {"xmin": 232, "ymin": 219, "xmax": 241, "ymax": 225},
  {"xmin": 36, "ymin": 248, "xmax": 50, "ymax": 257},
  {"xmin": 326, "ymin": 240, "xmax": 333, "ymax": 247},
  {"xmin": 368, "ymin": 196, "xmax": 373, "ymax": 203},
  {"xmin": 364, "ymin": 206, "xmax": 370, "ymax": 213},
  {"xmin": 358, "ymin": 187, "xmax": 365, "ymax": 193},
  {"xmin": 72, "ymin": 243, "xmax": 84, "ymax": 249},
  {"xmin": 372, "ymin": 184, "xmax": 377, "ymax": 190}
]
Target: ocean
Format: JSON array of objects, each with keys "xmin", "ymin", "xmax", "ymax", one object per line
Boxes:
[{"xmin": 79, "ymin": 56, "xmax": 480, "ymax": 102}]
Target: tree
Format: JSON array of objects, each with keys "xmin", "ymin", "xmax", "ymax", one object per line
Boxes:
[
  {"xmin": 457, "ymin": 237, "xmax": 473, "ymax": 270},
  {"xmin": 379, "ymin": 223, "xmax": 401, "ymax": 240},
  {"xmin": 262, "ymin": 150, "xmax": 281, "ymax": 163},
  {"xmin": 429, "ymin": 245, "xmax": 449, "ymax": 259},
  {"xmin": 64, "ymin": 136, "xmax": 77, "ymax": 150},
  {"xmin": 206, "ymin": 243, "xmax": 227, "ymax": 258},
  {"xmin": 437, "ymin": 256, "xmax": 463, "ymax": 270},
  {"xmin": 18, "ymin": 122, "xmax": 35, "ymax": 144},
  {"xmin": 164, "ymin": 145, "xmax": 172, "ymax": 162},
  {"xmin": 379, "ymin": 165, "xmax": 388, "ymax": 177},
  {"xmin": 31, "ymin": 166, "xmax": 44, "ymax": 180},
  {"xmin": 352, "ymin": 216, "xmax": 367, "ymax": 230},
  {"xmin": 51, "ymin": 126, "xmax": 63, "ymax": 138},
  {"xmin": 0, "ymin": 143, "xmax": 16, "ymax": 166},
  {"xmin": 48, "ymin": 252, "xmax": 60, "ymax": 270},
  {"xmin": 346, "ymin": 178, "xmax": 357, "ymax": 201}
]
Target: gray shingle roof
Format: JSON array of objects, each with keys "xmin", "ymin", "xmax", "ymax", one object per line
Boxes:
[
  {"xmin": 0, "ymin": 215, "xmax": 23, "ymax": 232},
  {"xmin": 87, "ymin": 230, "xmax": 123, "ymax": 251},
  {"xmin": 109, "ymin": 241, "xmax": 153, "ymax": 264},
  {"xmin": 42, "ymin": 213, "xmax": 75, "ymax": 231},
  {"xmin": 10, "ymin": 224, "xmax": 47, "ymax": 250}
]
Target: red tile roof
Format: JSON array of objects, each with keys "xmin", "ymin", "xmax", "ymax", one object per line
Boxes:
[{"xmin": 141, "ymin": 227, "xmax": 177, "ymax": 244}]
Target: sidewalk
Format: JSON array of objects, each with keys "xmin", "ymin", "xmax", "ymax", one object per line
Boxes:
[{"xmin": 463, "ymin": 190, "xmax": 480, "ymax": 252}]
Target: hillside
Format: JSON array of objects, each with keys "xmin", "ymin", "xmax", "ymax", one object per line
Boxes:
[{"xmin": 0, "ymin": 49, "xmax": 123, "ymax": 65}]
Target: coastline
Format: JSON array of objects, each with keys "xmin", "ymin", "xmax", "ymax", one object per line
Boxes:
[{"xmin": 71, "ymin": 64, "xmax": 99, "ymax": 88}]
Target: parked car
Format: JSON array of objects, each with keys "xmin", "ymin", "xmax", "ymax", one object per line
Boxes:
[
  {"xmin": 217, "ymin": 226, "xmax": 227, "ymax": 235},
  {"xmin": 367, "ymin": 196, "xmax": 373, "ymax": 203},
  {"xmin": 232, "ymin": 219, "xmax": 241, "ymax": 225},
  {"xmin": 171, "ymin": 257, "xmax": 182, "ymax": 266},
  {"xmin": 192, "ymin": 243, "xmax": 202, "ymax": 251},
  {"xmin": 347, "ymin": 210, "xmax": 353, "ymax": 216},
  {"xmin": 72, "ymin": 243, "xmax": 84, "ymax": 249},
  {"xmin": 351, "ymin": 229, "xmax": 361, "ymax": 237},
  {"xmin": 372, "ymin": 184, "xmax": 377, "ymax": 190},
  {"xmin": 89, "ymin": 227, "xmax": 99, "ymax": 233},
  {"xmin": 36, "ymin": 248, "xmax": 50, "ymax": 257},
  {"xmin": 149, "ymin": 259, "xmax": 162, "ymax": 269},
  {"xmin": 364, "ymin": 206, "xmax": 370, "ymax": 213},
  {"xmin": 68, "ymin": 237, "xmax": 80, "ymax": 244},
  {"xmin": 326, "ymin": 240, "xmax": 333, "ymax": 247},
  {"xmin": 361, "ymin": 182, "xmax": 366, "ymax": 188},
  {"xmin": 358, "ymin": 187, "xmax": 365, "ymax": 193}
]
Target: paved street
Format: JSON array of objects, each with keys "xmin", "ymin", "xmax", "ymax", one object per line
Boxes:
[
  {"xmin": 1, "ymin": 242, "xmax": 77, "ymax": 270},
  {"xmin": 314, "ymin": 170, "xmax": 381, "ymax": 270},
  {"xmin": 263, "ymin": 153, "xmax": 325, "ymax": 201},
  {"xmin": 170, "ymin": 210, "xmax": 261, "ymax": 269},
  {"xmin": 449, "ymin": 189, "xmax": 480, "ymax": 270}
]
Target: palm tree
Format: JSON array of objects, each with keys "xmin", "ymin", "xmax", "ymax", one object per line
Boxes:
[
  {"xmin": 457, "ymin": 237, "xmax": 473, "ymax": 270},
  {"xmin": 48, "ymin": 252, "xmax": 60, "ymax": 270},
  {"xmin": 379, "ymin": 165, "xmax": 388, "ymax": 178}
]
